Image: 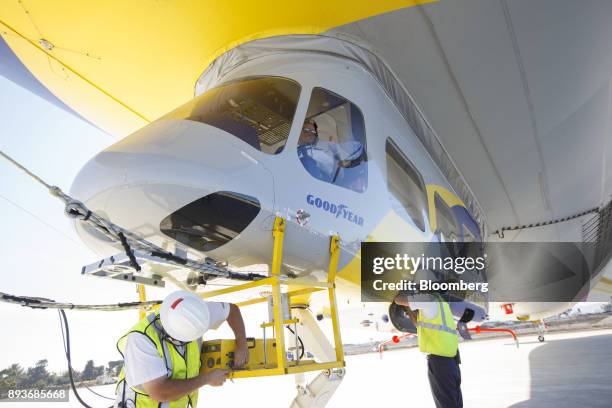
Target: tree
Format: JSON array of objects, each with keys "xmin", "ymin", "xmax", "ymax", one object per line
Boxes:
[
  {"xmin": 94, "ymin": 365, "xmax": 104, "ymax": 378},
  {"xmin": 82, "ymin": 360, "xmax": 103, "ymax": 381},
  {"xmin": 0, "ymin": 363, "xmax": 25, "ymax": 391},
  {"xmin": 56, "ymin": 371, "xmax": 71, "ymax": 386},
  {"xmin": 82, "ymin": 360, "xmax": 95, "ymax": 381},
  {"xmin": 107, "ymin": 360, "xmax": 123, "ymax": 376},
  {"xmin": 22, "ymin": 360, "xmax": 50, "ymax": 388}
]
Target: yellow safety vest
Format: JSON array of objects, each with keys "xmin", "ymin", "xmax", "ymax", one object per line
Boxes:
[
  {"xmin": 416, "ymin": 295, "xmax": 459, "ymax": 357},
  {"xmin": 116, "ymin": 312, "xmax": 201, "ymax": 408}
]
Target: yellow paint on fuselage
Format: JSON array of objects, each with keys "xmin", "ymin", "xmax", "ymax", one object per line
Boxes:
[{"xmin": 0, "ymin": 0, "xmax": 435, "ymax": 136}]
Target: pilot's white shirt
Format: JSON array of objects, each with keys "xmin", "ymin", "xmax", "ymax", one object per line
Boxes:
[
  {"xmin": 124, "ymin": 301, "xmax": 229, "ymax": 387},
  {"xmin": 300, "ymin": 140, "xmax": 364, "ymax": 180}
]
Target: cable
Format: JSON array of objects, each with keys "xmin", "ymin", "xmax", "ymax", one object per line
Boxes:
[
  {"xmin": 83, "ymin": 384, "xmax": 115, "ymax": 401},
  {"xmin": 58, "ymin": 309, "xmax": 93, "ymax": 408},
  {"xmin": 58, "ymin": 310, "xmax": 115, "ymax": 408},
  {"xmin": 0, "ymin": 148, "xmax": 267, "ymax": 282},
  {"xmin": 118, "ymin": 232, "xmax": 141, "ymax": 272},
  {"xmin": 1, "ymin": 291, "xmax": 161, "ymax": 311},
  {"xmin": 286, "ymin": 326, "xmax": 305, "ymax": 359},
  {"xmin": 0, "ymin": 150, "xmax": 53, "ymax": 189},
  {"xmin": 493, "ymin": 207, "xmax": 599, "ymax": 238},
  {"xmin": 0, "ymin": 192, "xmax": 86, "ymax": 249}
]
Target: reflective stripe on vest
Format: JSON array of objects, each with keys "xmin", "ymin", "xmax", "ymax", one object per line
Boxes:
[
  {"xmin": 416, "ymin": 297, "xmax": 458, "ymax": 335},
  {"xmin": 416, "ymin": 295, "xmax": 459, "ymax": 357},
  {"xmin": 417, "ymin": 321, "xmax": 458, "ymax": 335},
  {"xmin": 115, "ymin": 313, "xmax": 201, "ymax": 408}
]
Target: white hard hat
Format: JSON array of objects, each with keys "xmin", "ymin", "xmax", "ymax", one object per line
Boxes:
[{"xmin": 159, "ymin": 290, "xmax": 210, "ymax": 342}]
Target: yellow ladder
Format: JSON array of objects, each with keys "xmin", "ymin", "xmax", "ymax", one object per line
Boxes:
[{"xmin": 198, "ymin": 216, "xmax": 345, "ymax": 378}]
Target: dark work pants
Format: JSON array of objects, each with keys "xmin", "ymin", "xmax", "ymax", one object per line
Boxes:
[{"xmin": 427, "ymin": 353, "xmax": 463, "ymax": 408}]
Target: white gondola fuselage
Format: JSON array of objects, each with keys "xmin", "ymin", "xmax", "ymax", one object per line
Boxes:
[{"xmin": 71, "ymin": 49, "xmax": 485, "ymax": 329}]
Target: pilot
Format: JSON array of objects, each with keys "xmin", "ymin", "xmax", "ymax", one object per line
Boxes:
[
  {"xmin": 393, "ymin": 271, "xmax": 462, "ymax": 408},
  {"xmin": 114, "ymin": 290, "xmax": 248, "ymax": 408},
  {"xmin": 297, "ymin": 119, "xmax": 365, "ymax": 186}
]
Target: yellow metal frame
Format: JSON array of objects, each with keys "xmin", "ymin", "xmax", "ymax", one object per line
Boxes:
[
  {"xmin": 260, "ymin": 318, "xmax": 298, "ymax": 328},
  {"xmin": 137, "ymin": 284, "xmax": 147, "ymax": 320},
  {"xmin": 197, "ymin": 216, "xmax": 345, "ymax": 378}
]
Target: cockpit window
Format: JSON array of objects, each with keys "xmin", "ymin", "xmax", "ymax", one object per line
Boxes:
[
  {"xmin": 298, "ymin": 88, "xmax": 367, "ymax": 193},
  {"xmin": 169, "ymin": 77, "xmax": 300, "ymax": 154}
]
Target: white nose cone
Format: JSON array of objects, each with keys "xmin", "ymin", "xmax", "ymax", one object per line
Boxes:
[{"xmin": 160, "ymin": 290, "xmax": 211, "ymax": 342}]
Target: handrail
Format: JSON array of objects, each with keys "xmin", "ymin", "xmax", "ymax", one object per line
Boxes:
[
  {"xmin": 378, "ymin": 333, "xmax": 415, "ymax": 358},
  {"xmin": 468, "ymin": 325, "xmax": 519, "ymax": 348}
]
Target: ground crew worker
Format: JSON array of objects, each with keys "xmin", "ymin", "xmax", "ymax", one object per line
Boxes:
[
  {"xmin": 115, "ymin": 290, "xmax": 248, "ymax": 407},
  {"xmin": 393, "ymin": 276, "xmax": 462, "ymax": 408}
]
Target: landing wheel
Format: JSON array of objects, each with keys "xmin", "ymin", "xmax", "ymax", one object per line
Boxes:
[{"xmin": 538, "ymin": 335, "xmax": 545, "ymax": 342}]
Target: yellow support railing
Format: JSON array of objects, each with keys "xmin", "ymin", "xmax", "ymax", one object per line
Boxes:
[
  {"xmin": 235, "ymin": 287, "xmax": 324, "ymax": 307},
  {"xmin": 199, "ymin": 277, "xmax": 276, "ymax": 299},
  {"xmin": 270, "ymin": 217, "xmax": 287, "ymax": 374},
  {"xmin": 327, "ymin": 235, "xmax": 345, "ymax": 364},
  {"xmin": 137, "ymin": 284, "xmax": 147, "ymax": 320},
  {"xmin": 197, "ymin": 216, "xmax": 345, "ymax": 378},
  {"xmin": 260, "ymin": 318, "xmax": 298, "ymax": 328}
]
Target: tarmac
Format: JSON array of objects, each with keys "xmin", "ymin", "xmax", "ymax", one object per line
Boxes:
[
  {"xmin": 6, "ymin": 328, "xmax": 611, "ymax": 407},
  {"xmin": 185, "ymin": 328, "xmax": 612, "ymax": 408}
]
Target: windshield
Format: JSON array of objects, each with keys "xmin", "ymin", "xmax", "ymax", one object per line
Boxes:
[{"xmin": 167, "ymin": 77, "xmax": 300, "ymax": 154}]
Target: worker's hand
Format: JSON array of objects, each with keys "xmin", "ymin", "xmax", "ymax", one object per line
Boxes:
[
  {"xmin": 233, "ymin": 343, "xmax": 249, "ymax": 368},
  {"xmin": 204, "ymin": 369, "xmax": 229, "ymax": 387}
]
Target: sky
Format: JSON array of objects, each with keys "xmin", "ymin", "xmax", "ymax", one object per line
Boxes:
[
  {"xmin": 0, "ymin": 75, "xmax": 608, "ymax": 375},
  {"xmin": 0, "ymin": 75, "xmax": 156, "ymax": 373}
]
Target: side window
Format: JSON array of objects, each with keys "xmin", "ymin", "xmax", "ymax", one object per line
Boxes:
[
  {"xmin": 385, "ymin": 139, "xmax": 427, "ymax": 231},
  {"xmin": 297, "ymin": 88, "xmax": 367, "ymax": 193},
  {"xmin": 434, "ymin": 193, "xmax": 460, "ymax": 242}
]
